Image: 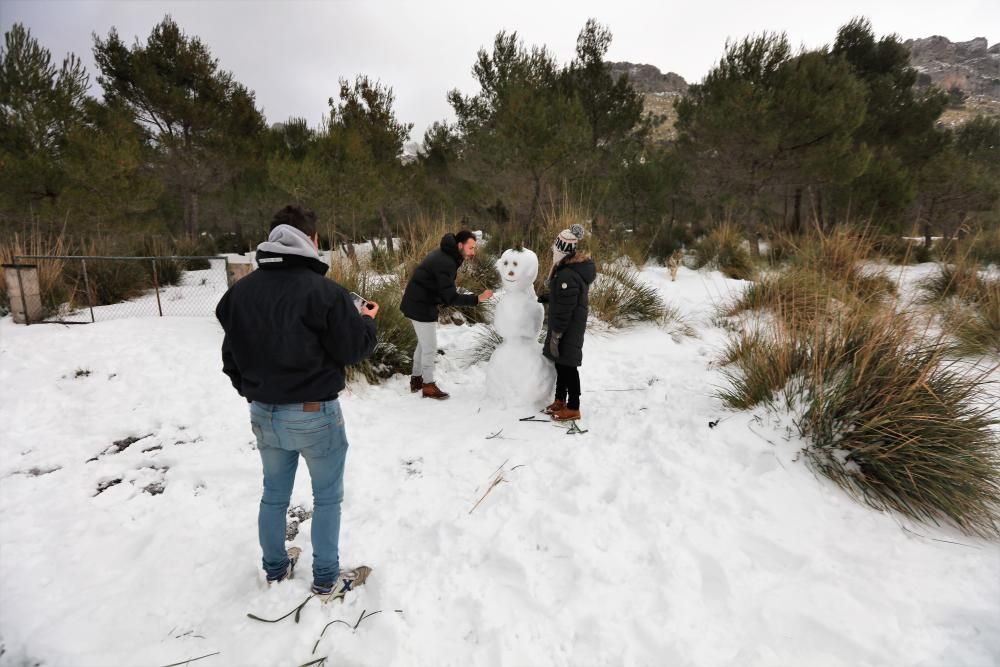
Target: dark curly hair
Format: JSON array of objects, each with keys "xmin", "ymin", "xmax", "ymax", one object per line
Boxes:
[{"xmin": 271, "ymin": 205, "xmax": 317, "ymax": 237}]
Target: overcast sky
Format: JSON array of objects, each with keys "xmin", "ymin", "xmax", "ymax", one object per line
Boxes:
[{"xmin": 2, "ymin": 0, "xmax": 997, "ymax": 142}]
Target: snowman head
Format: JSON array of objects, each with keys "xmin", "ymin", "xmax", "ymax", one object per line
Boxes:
[{"xmin": 496, "ymin": 248, "xmax": 539, "ymax": 292}]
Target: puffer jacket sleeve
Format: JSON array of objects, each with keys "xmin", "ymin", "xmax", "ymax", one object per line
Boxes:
[
  {"xmin": 435, "ymin": 264, "xmax": 478, "ymax": 307},
  {"xmin": 215, "ymin": 290, "xmax": 244, "ymax": 395},
  {"xmin": 314, "ymin": 284, "xmax": 377, "ymax": 367}
]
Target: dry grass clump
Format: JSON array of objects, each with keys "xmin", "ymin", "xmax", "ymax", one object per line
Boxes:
[
  {"xmin": 694, "ymin": 222, "xmax": 756, "ymax": 280},
  {"xmin": 723, "ymin": 268, "xmax": 843, "ymax": 328},
  {"xmin": 719, "ymin": 304, "xmax": 1000, "ymax": 537},
  {"xmin": 918, "ymin": 255, "xmax": 984, "ymax": 304},
  {"xmin": 718, "ymin": 324, "xmax": 809, "ymax": 409},
  {"xmin": 724, "ymin": 229, "xmax": 895, "ymax": 330},
  {"xmin": 761, "ymin": 228, "xmax": 798, "ymax": 266},
  {"xmin": 328, "ymin": 261, "xmax": 416, "ymax": 383},
  {"xmin": 941, "ymin": 279, "xmax": 1000, "ymax": 357},
  {"xmin": 719, "ymin": 227, "xmax": 1000, "ymax": 536},
  {"xmin": 135, "ymin": 237, "xmax": 184, "ymax": 287},
  {"xmin": 790, "ymin": 228, "xmax": 896, "ymax": 299},
  {"xmin": 63, "ymin": 257, "xmax": 149, "ymax": 308},
  {"xmin": 464, "ymin": 325, "xmax": 504, "ymax": 367},
  {"xmin": 590, "ymin": 263, "xmax": 666, "ymax": 328},
  {"xmin": 872, "ymin": 235, "xmax": 932, "ymax": 265},
  {"xmin": 970, "ymin": 225, "xmax": 1000, "ymax": 265},
  {"xmin": 919, "ymin": 252, "xmax": 1000, "ymax": 357}
]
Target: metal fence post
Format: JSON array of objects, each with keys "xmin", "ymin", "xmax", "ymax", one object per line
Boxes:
[
  {"xmin": 151, "ymin": 259, "xmax": 163, "ymax": 317},
  {"xmin": 15, "ymin": 265, "xmax": 30, "ymax": 326},
  {"xmin": 80, "ymin": 258, "xmax": 95, "ymax": 323}
]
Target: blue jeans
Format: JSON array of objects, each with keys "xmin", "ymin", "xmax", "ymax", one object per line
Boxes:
[{"xmin": 250, "ymin": 399, "xmax": 348, "ymax": 586}]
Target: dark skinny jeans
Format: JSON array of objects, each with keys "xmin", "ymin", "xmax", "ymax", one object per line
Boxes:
[{"xmin": 554, "ymin": 363, "xmax": 581, "ymax": 410}]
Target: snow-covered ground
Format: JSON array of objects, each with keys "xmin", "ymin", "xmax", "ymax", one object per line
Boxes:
[{"xmin": 1, "ymin": 264, "xmax": 998, "ymax": 667}]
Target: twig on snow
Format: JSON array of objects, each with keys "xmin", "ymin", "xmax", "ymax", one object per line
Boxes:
[
  {"xmin": 553, "ymin": 422, "xmax": 588, "ymax": 435},
  {"xmin": 247, "ymin": 595, "xmax": 313, "ymax": 624},
  {"xmin": 469, "ymin": 476, "xmax": 507, "ymax": 514},
  {"xmin": 482, "ymin": 458, "xmax": 509, "ymax": 481},
  {"xmin": 311, "ymin": 609, "xmax": 405, "ymax": 654},
  {"xmin": 157, "ymin": 651, "xmax": 220, "ymax": 667},
  {"xmin": 470, "ymin": 459, "xmax": 526, "ymax": 514},
  {"xmin": 297, "ymin": 658, "xmax": 327, "ymax": 667},
  {"xmin": 900, "ymin": 524, "xmax": 978, "ymax": 549}
]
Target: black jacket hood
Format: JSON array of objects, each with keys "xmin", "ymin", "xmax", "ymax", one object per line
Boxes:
[
  {"xmin": 440, "ymin": 233, "xmax": 464, "ymax": 267},
  {"xmin": 255, "ymin": 249, "xmax": 329, "ymax": 275},
  {"xmin": 563, "ymin": 256, "xmax": 597, "ymax": 285}
]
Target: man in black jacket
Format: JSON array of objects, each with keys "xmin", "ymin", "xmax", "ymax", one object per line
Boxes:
[
  {"xmin": 400, "ymin": 231, "xmax": 492, "ymax": 399},
  {"xmin": 216, "ymin": 205, "xmax": 378, "ymax": 600}
]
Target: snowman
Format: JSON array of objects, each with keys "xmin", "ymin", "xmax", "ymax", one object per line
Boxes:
[{"xmin": 485, "ymin": 247, "xmax": 556, "ymax": 407}]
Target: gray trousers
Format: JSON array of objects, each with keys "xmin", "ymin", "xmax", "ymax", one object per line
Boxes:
[{"xmin": 409, "ymin": 319, "xmax": 438, "ymax": 383}]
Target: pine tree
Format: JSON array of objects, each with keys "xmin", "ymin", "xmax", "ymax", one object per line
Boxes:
[
  {"xmin": 93, "ymin": 15, "xmax": 265, "ymax": 235},
  {"xmin": 268, "ymin": 77, "xmax": 413, "ymax": 250},
  {"xmin": 565, "ymin": 19, "xmax": 647, "ymax": 152},
  {"xmin": 831, "ymin": 17, "xmax": 948, "ymax": 225},
  {"xmin": 328, "ymin": 75, "xmax": 413, "ymax": 251},
  {"xmin": 676, "ymin": 34, "xmax": 867, "ymax": 246},
  {"xmin": 0, "ymin": 23, "xmax": 89, "ymax": 220},
  {"xmin": 448, "ymin": 31, "xmax": 590, "ymax": 232}
]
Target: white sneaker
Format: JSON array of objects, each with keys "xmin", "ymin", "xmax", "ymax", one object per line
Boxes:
[{"xmin": 311, "ymin": 565, "xmax": 372, "ymax": 601}]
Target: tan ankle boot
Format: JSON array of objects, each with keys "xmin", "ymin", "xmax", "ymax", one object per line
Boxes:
[
  {"xmin": 421, "ymin": 382, "xmax": 450, "ymax": 400},
  {"xmin": 552, "ymin": 407, "xmax": 581, "ymax": 421},
  {"xmin": 543, "ymin": 399, "xmax": 566, "ymax": 415}
]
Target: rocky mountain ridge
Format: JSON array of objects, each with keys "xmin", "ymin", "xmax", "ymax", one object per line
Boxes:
[
  {"xmin": 905, "ymin": 36, "xmax": 999, "ymax": 98},
  {"xmin": 610, "ymin": 35, "xmax": 998, "ymax": 139}
]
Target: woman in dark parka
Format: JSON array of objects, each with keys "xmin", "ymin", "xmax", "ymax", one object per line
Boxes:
[{"xmin": 540, "ymin": 224, "xmax": 596, "ymax": 421}]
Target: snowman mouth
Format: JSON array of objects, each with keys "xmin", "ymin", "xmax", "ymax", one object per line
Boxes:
[{"xmin": 503, "ymin": 277, "xmax": 518, "ymax": 282}]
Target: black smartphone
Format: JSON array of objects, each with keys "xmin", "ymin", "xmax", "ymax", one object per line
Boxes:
[{"xmin": 348, "ymin": 291, "xmax": 369, "ymax": 313}]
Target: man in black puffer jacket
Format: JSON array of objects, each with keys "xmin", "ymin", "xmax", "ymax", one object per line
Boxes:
[
  {"xmin": 216, "ymin": 205, "xmax": 378, "ymax": 600},
  {"xmin": 400, "ymin": 231, "xmax": 493, "ymax": 400},
  {"xmin": 540, "ymin": 224, "xmax": 596, "ymax": 421}
]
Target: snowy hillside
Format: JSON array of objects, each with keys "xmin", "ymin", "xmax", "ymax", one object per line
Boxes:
[{"xmin": 0, "ymin": 265, "xmax": 998, "ymax": 667}]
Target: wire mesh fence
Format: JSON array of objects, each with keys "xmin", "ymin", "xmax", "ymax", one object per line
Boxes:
[{"xmin": 11, "ymin": 255, "xmax": 232, "ymax": 324}]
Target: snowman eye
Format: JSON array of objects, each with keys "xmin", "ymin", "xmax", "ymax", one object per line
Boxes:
[
  {"xmin": 503, "ymin": 261, "xmax": 508, "ymax": 266},
  {"xmin": 513, "ymin": 261, "xmax": 518, "ymax": 266}
]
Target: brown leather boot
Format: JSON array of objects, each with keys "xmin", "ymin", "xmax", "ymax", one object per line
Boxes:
[
  {"xmin": 410, "ymin": 376, "xmax": 423, "ymax": 393},
  {"xmin": 421, "ymin": 382, "xmax": 450, "ymax": 400},
  {"xmin": 543, "ymin": 399, "xmax": 566, "ymax": 415},
  {"xmin": 552, "ymin": 407, "xmax": 581, "ymax": 421}
]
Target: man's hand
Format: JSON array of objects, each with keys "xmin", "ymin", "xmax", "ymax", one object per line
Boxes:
[
  {"xmin": 362, "ymin": 300, "xmax": 379, "ymax": 319},
  {"xmin": 548, "ymin": 332, "xmax": 562, "ymax": 358},
  {"xmin": 478, "ymin": 289, "xmax": 494, "ymax": 303}
]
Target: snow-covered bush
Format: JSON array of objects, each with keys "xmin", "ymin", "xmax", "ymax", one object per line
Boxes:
[{"xmin": 719, "ymin": 289, "xmax": 1000, "ymax": 537}]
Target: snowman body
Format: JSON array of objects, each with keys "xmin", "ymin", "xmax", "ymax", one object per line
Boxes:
[{"xmin": 486, "ymin": 248, "xmax": 556, "ymax": 407}]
